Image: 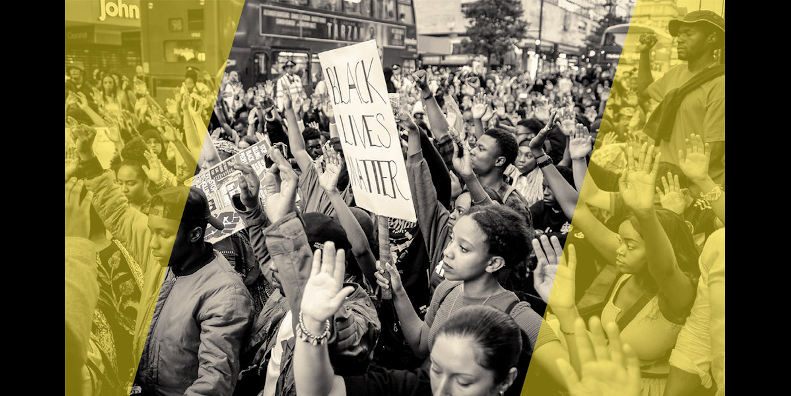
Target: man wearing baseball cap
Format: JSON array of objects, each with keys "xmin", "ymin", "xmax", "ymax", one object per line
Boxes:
[
  {"xmin": 637, "ymin": 9, "xmax": 725, "ymax": 189},
  {"xmin": 73, "ymin": 124, "xmax": 254, "ymax": 395},
  {"xmin": 65, "ymin": 61, "xmax": 99, "ymax": 119},
  {"xmin": 276, "ymin": 59, "xmax": 307, "ymax": 112}
]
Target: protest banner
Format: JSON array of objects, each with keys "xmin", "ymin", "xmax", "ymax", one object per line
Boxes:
[
  {"xmin": 318, "ymin": 39, "xmax": 416, "ymax": 222},
  {"xmin": 189, "ymin": 139, "xmax": 271, "ymax": 243}
]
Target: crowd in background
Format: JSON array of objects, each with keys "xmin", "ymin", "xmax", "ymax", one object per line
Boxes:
[{"xmin": 65, "ymin": 10, "xmax": 724, "ymax": 396}]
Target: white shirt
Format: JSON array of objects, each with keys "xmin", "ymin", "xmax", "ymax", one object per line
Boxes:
[{"xmin": 263, "ymin": 310, "xmax": 294, "ymax": 396}]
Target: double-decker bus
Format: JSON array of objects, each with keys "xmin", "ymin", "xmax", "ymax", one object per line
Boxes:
[
  {"xmin": 140, "ymin": 0, "xmax": 418, "ymax": 104},
  {"xmin": 139, "ymin": 0, "xmax": 245, "ymax": 106}
]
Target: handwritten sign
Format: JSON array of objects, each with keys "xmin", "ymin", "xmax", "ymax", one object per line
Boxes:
[
  {"xmin": 189, "ymin": 140, "xmax": 270, "ymax": 243},
  {"xmin": 318, "ymin": 40, "xmax": 416, "ymax": 222}
]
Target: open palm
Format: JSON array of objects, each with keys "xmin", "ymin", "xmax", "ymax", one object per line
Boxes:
[
  {"xmin": 301, "ymin": 242, "xmax": 356, "ymax": 325},
  {"xmin": 619, "ymin": 144, "xmax": 660, "ymax": 212},
  {"xmin": 316, "ymin": 143, "xmax": 343, "ymax": 193}
]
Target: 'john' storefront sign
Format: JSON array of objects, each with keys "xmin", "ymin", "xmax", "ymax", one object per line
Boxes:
[{"xmin": 98, "ymin": 0, "xmax": 140, "ymax": 22}]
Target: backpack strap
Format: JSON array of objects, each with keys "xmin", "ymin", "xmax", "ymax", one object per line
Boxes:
[
  {"xmin": 502, "ymin": 185, "xmax": 517, "ymax": 204},
  {"xmin": 616, "ymin": 292, "xmax": 652, "ymax": 331},
  {"xmin": 504, "ymin": 297, "xmax": 521, "ymax": 316},
  {"xmin": 436, "ymin": 282, "xmax": 462, "ymax": 309}
]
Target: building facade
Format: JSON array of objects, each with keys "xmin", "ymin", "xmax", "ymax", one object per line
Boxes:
[{"xmin": 65, "ymin": 0, "xmax": 143, "ymax": 82}]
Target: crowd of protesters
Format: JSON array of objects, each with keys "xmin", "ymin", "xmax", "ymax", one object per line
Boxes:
[{"xmin": 65, "ymin": 9, "xmax": 724, "ymax": 396}]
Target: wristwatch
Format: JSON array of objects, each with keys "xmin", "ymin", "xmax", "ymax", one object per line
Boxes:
[{"xmin": 536, "ymin": 154, "xmax": 553, "ymax": 169}]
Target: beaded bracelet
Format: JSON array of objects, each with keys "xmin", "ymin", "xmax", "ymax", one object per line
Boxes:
[
  {"xmin": 700, "ymin": 185, "xmax": 723, "ymax": 202},
  {"xmin": 296, "ymin": 311, "xmax": 331, "ymax": 346}
]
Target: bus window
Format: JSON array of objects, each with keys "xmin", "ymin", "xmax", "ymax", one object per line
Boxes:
[
  {"xmin": 376, "ymin": 0, "xmax": 396, "ymax": 21},
  {"xmin": 274, "ymin": 51, "xmax": 311, "ymax": 81},
  {"xmin": 343, "ymin": 0, "xmax": 371, "ymax": 17},
  {"xmin": 163, "ymin": 40, "xmax": 206, "ymax": 63},
  {"xmin": 397, "ymin": 0, "xmax": 413, "ymax": 24},
  {"xmin": 312, "ymin": 0, "xmax": 341, "ymax": 12}
]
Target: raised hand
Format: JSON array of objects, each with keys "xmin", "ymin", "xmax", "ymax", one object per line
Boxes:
[
  {"xmin": 678, "ymin": 134, "xmax": 711, "ymax": 184},
  {"xmin": 315, "ymin": 143, "xmax": 343, "ymax": 193},
  {"xmin": 450, "ymin": 127, "xmax": 475, "ymax": 178},
  {"xmin": 374, "ymin": 260, "xmax": 405, "ymax": 295},
  {"xmin": 529, "ymin": 109, "xmax": 558, "ymax": 155},
  {"xmin": 159, "ymin": 116, "xmax": 178, "ymax": 142},
  {"xmin": 597, "ymin": 131, "xmax": 617, "ymax": 148},
  {"xmin": 281, "ymin": 88, "xmax": 293, "ymax": 110},
  {"xmin": 65, "ymin": 144, "xmax": 80, "ymax": 181},
  {"xmin": 308, "ymin": 121, "xmax": 320, "ymax": 131},
  {"xmin": 619, "ymin": 143, "xmax": 660, "ymax": 212},
  {"xmin": 471, "ymin": 93, "xmax": 489, "ymax": 119},
  {"xmin": 411, "ymin": 70, "xmax": 429, "ymax": 92},
  {"xmin": 70, "ymin": 124, "xmax": 97, "ymax": 161},
  {"xmin": 262, "ymin": 143, "xmax": 299, "ymax": 223},
  {"xmin": 323, "ymin": 100, "xmax": 335, "ymax": 122},
  {"xmin": 141, "ymin": 150, "xmax": 164, "ymax": 185},
  {"xmin": 637, "ymin": 32, "xmax": 658, "ymax": 54},
  {"xmin": 301, "ymin": 242, "xmax": 356, "ymax": 331},
  {"xmin": 569, "ymin": 124, "xmax": 593, "ymax": 160},
  {"xmin": 558, "ymin": 106, "xmax": 577, "ymax": 137},
  {"xmin": 532, "ymin": 234, "xmax": 563, "ymax": 304},
  {"xmin": 656, "ymin": 172, "xmax": 686, "ymax": 215},
  {"xmin": 264, "ymin": 80, "xmax": 275, "ymax": 97},
  {"xmin": 233, "ymin": 162, "xmax": 261, "ymax": 210},
  {"xmin": 65, "ymin": 177, "xmax": 93, "ymax": 239},
  {"xmin": 74, "ymin": 92, "xmax": 92, "ymax": 111},
  {"xmin": 555, "ymin": 317, "xmax": 641, "ymax": 396},
  {"xmin": 541, "ymin": 238, "xmax": 576, "ymax": 311}
]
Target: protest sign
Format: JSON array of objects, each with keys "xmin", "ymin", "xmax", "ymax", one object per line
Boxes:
[
  {"xmin": 318, "ymin": 39, "xmax": 416, "ymax": 222},
  {"xmin": 189, "ymin": 139, "xmax": 270, "ymax": 243}
]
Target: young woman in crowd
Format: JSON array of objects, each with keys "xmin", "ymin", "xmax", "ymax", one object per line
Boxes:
[
  {"xmin": 539, "ymin": 137, "xmax": 701, "ymax": 396},
  {"xmin": 294, "ymin": 239, "xmax": 524, "ymax": 396}
]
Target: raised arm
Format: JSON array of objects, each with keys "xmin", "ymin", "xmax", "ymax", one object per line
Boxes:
[
  {"xmin": 413, "ymin": 70, "xmax": 450, "ymax": 142},
  {"xmin": 315, "ymin": 143, "xmax": 377, "ymax": 286},
  {"xmin": 619, "ymin": 144, "xmax": 696, "ymax": 314},
  {"xmin": 529, "ymin": 111, "xmax": 579, "ymax": 221},
  {"xmin": 374, "ymin": 260, "xmax": 430, "ymax": 359},
  {"xmin": 281, "ymin": 86, "xmax": 314, "ymax": 172},
  {"xmin": 636, "ymin": 32, "xmax": 658, "ymax": 101},
  {"xmin": 569, "ymin": 124, "xmax": 594, "ymax": 192},
  {"xmin": 158, "ymin": 115, "xmax": 199, "ymax": 175},
  {"xmin": 294, "ymin": 242, "xmax": 355, "ymax": 396},
  {"xmin": 470, "ymin": 93, "xmax": 492, "ymax": 139},
  {"xmin": 678, "ymin": 134, "xmax": 724, "ymax": 225}
]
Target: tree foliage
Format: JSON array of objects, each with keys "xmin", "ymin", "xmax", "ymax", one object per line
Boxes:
[{"xmin": 459, "ymin": 0, "xmax": 528, "ymax": 59}]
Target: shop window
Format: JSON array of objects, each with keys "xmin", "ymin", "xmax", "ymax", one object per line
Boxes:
[
  {"xmin": 343, "ymin": 0, "xmax": 371, "ymax": 17},
  {"xmin": 163, "ymin": 40, "xmax": 206, "ymax": 62}
]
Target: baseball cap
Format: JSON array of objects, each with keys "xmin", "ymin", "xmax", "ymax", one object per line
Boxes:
[
  {"xmin": 150, "ymin": 186, "xmax": 225, "ymax": 230},
  {"xmin": 284, "ymin": 60, "xmax": 297, "ymax": 68},
  {"xmin": 668, "ymin": 10, "xmax": 725, "ymax": 37},
  {"xmin": 303, "ymin": 212, "xmax": 351, "ymax": 252}
]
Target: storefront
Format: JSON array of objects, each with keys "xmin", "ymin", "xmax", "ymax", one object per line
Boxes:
[{"xmin": 65, "ymin": 0, "xmax": 143, "ymax": 83}]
